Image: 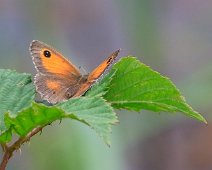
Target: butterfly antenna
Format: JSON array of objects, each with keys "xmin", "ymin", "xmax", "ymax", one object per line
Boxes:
[{"xmin": 79, "ymin": 66, "xmax": 88, "ymax": 75}]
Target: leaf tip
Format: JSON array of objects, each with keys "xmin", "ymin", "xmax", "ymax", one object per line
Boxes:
[
  {"xmin": 202, "ymin": 117, "xmax": 207, "ymax": 124},
  {"xmin": 192, "ymin": 112, "xmax": 207, "ymax": 124}
]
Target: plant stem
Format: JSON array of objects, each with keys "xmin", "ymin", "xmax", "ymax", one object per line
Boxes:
[
  {"xmin": 0, "ymin": 149, "xmax": 11, "ymax": 170},
  {"xmin": 0, "ymin": 126, "xmax": 43, "ymax": 170}
]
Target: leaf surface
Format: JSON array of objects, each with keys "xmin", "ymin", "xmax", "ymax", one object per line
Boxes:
[
  {"xmin": 104, "ymin": 57, "xmax": 206, "ymax": 123},
  {"xmin": 0, "ymin": 69, "xmax": 35, "ymax": 139}
]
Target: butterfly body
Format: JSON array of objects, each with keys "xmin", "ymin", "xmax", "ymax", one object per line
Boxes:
[{"xmin": 30, "ymin": 40, "xmax": 120, "ymax": 104}]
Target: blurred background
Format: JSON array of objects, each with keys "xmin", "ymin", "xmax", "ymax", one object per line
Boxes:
[{"xmin": 0, "ymin": 0, "xmax": 212, "ymax": 170}]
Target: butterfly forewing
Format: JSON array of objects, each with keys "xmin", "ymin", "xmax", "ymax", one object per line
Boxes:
[
  {"xmin": 88, "ymin": 49, "xmax": 120, "ymax": 81},
  {"xmin": 30, "ymin": 40, "xmax": 81, "ymax": 77},
  {"xmin": 73, "ymin": 49, "xmax": 120, "ymax": 97}
]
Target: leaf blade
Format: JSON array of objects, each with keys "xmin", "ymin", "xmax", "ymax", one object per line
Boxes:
[
  {"xmin": 58, "ymin": 97, "xmax": 118, "ymax": 145},
  {"xmin": 0, "ymin": 69, "xmax": 35, "ymax": 135},
  {"xmin": 2, "ymin": 97, "xmax": 117, "ymax": 145},
  {"xmin": 104, "ymin": 57, "xmax": 206, "ymax": 123}
]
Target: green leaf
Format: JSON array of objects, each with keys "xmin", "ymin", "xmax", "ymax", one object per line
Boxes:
[
  {"xmin": 4, "ymin": 102, "xmax": 65, "ymax": 137},
  {"xmin": 0, "ymin": 70, "xmax": 35, "ymax": 136},
  {"xmin": 0, "ymin": 127, "xmax": 12, "ymax": 143},
  {"xmin": 58, "ymin": 97, "xmax": 118, "ymax": 145},
  {"xmin": 104, "ymin": 57, "xmax": 206, "ymax": 123},
  {"xmin": 3, "ymin": 97, "xmax": 117, "ymax": 145}
]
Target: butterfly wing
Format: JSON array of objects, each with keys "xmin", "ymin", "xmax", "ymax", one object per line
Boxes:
[
  {"xmin": 87, "ymin": 49, "xmax": 120, "ymax": 81},
  {"xmin": 35, "ymin": 74, "xmax": 81, "ymax": 104},
  {"xmin": 30, "ymin": 40, "xmax": 82, "ymax": 103},
  {"xmin": 30, "ymin": 40, "xmax": 120, "ymax": 103},
  {"xmin": 73, "ymin": 49, "xmax": 120, "ymax": 97},
  {"xmin": 30, "ymin": 40, "xmax": 81, "ymax": 77}
]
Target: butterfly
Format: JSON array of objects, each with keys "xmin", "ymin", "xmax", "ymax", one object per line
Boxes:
[{"xmin": 30, "ymin": 40, "xmax": 120, "ymax": 104}]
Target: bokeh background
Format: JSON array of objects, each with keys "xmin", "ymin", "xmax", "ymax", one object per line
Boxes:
[{"xmin": 0, "ymin": 0, "xmax": 212, "ymax": 170}]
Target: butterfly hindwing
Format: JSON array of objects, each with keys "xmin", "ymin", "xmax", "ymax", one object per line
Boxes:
[{"xmin": 35, "ymin": 74, "xmax": 82, "ymax": 104}]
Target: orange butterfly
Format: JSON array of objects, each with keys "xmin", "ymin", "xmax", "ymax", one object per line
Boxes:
[{"xmin": 30, "ymin": 40, "xmax": 120, "ymax": 104}]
